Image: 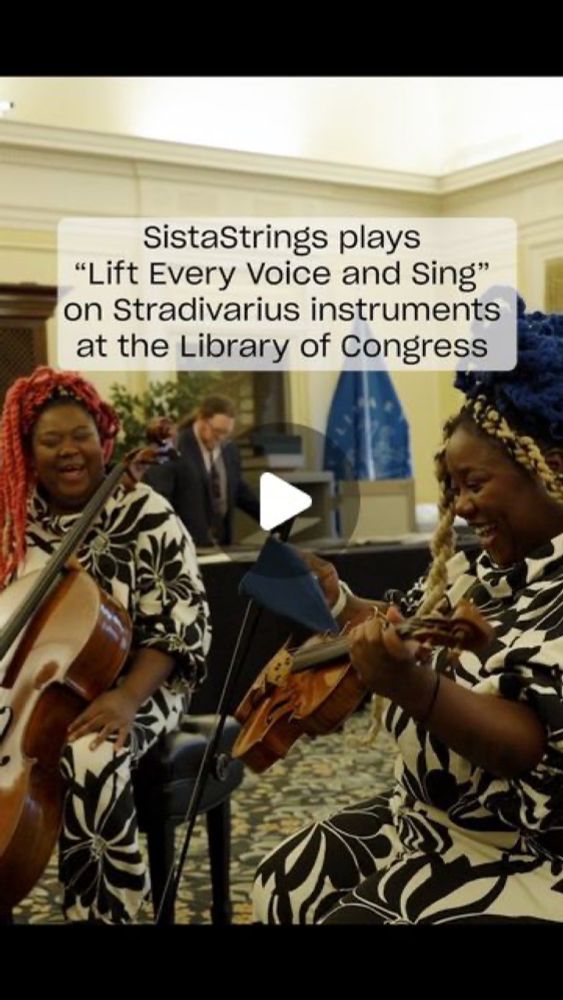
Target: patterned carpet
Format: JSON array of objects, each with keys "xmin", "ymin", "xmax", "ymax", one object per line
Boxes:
[{"xmin": 13, "ymin": 710, "xmax": 396, "ymax": 925}]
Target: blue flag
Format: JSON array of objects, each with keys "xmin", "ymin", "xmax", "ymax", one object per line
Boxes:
[
  {"xmin": 239, "ymin": 537, "xmax": 338, "ymax": 634},
  {"xmin": 324, "ymin": 318, "xmax": 412, "ymax": 480}
]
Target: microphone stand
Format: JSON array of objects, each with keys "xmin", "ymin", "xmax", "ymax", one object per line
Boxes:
[{"xmin": 155, "ymin": 517, "xmax": 295, "ymax": 925}]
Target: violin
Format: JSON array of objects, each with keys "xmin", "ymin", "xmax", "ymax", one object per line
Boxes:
[
  {"xmin": 0, "ymin": 447, "xmax": 158, "ymax": 910},
  {"xmin": 232, "ymin": 600, "xmax": 495, "ymax": 773}
]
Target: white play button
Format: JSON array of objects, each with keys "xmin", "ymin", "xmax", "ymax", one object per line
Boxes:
[{"xmin": 259, "ymin": 472, "xmax": 312, "ymax": 531}]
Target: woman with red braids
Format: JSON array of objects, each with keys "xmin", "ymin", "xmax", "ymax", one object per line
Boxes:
[{"xmin": 0, "ymin": 367, "xmax": 211, "ymax": 924}]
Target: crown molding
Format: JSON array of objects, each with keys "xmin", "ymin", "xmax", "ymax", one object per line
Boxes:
[
  {"xmin": 439, "ymin": 141, "xmax": 563, "ymax": 193},
  {"xmin": 517, "ymin": 214, "xmax": 563, "ymax": 240},
  {"xmin": 0, "ymin": 120, "xmax": 438, "ymax": 194},
  {"xmin": 0, "ymin": 204, "xmax": 78, "ymax": 231},
  {"xmin": 1, "ymin": 121, "xmax": 562, "ymax": 209}
]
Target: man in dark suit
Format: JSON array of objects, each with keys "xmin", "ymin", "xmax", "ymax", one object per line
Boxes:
[{"xmin": 170, "ymin": 395, "xmax": 259, "ymax": 547}]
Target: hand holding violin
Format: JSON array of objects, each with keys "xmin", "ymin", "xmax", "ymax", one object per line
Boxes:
[
  {"xmin": 293, "ymin": 548, "xmax": 386, "ymax": 626},
  {"xmin": 349, "ymin": 605, "xmax": 434, "ymax": 710},
  {"xmin": 293, "ymin": 548, "xmax": 341, "ymax": 607}
]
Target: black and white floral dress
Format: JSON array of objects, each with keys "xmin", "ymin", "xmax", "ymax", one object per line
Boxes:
[
  {"xmin": 253, "ymin": 533, "xmax": 563, "ymax": 924},
  {"xmin": 20, "ymin": 482, "xmax": 211, "ymax": 924}
]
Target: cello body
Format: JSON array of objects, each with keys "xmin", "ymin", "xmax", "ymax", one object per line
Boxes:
[{"xmin": 0, "ymin": 564, "xmax": 131, "ymax": 908}]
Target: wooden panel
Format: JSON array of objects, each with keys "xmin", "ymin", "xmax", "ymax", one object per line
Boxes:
[
  {"xmin": 0, "ymin": 284, "xmax": 57, "ymax": 407},
  {"xmin": 546, "ymin": 259, "xmax": 563, "ymax": 312}
]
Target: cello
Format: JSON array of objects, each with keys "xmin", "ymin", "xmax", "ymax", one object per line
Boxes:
[
  {"xmin": 0, "ymin": 451, "xmax": 155, "ymax": 910},
  {"xmin": 232, "ymin": 600, "xmax": 495, "ymax": 773}
]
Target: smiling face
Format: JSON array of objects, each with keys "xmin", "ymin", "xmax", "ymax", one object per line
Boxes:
[
  {"xmin": 444, "ymin": 422, "xmax": 563, "ymax": 567},
  {"xmin": 31, "ymin": 402, "xmax": 105, "ymax": 513}
]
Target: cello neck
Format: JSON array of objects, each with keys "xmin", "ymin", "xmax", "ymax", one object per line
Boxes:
[{"xmin": 0, "ymin": 462, "xmax": 126, "ymax": 660}]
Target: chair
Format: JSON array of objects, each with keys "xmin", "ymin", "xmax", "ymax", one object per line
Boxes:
[
  {"xmin": 133, "ymin": 714, "xmax": 244, "ymax": 925},
  {"xmin": 0, "ymin": 714, "xmax": 245, "ymax": 926}
]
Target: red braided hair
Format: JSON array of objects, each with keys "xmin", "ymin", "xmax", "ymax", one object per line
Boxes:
[{"xmin": 0, "ymin": 367, "xmax": 120, "ymax": 587}]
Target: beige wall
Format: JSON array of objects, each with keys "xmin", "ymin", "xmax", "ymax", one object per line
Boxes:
[
  {"xmin": 435, "ymin": 160, "xmax": 563, "ymax": 440},
  {"xmin": 0, "ymin": 133, "xmax": 561, "ymax": 504}
]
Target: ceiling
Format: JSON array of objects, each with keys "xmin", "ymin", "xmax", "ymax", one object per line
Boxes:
[{"xmin": 1, "ymin": 76, "xmax": 562, "ymax": 176}]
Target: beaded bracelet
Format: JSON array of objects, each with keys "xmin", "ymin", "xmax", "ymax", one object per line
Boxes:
[{"xmin": 418, "ymin": 671, "xmax": 441, "ymax": 727}]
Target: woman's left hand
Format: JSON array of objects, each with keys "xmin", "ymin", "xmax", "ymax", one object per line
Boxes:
[
  {"xmin": 67, "ymin": 689, "xmax": 139, "ymax": 752},
  {"xmin": 349, "ymin": 606, "xmax": 429, "ymax": 699}
]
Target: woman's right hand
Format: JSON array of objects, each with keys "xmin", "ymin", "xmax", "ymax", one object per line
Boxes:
[
  {"xmin": 349, "ymin": 605, "xmax": 427, "ymax": 699},
  {"xmin": 292, "ymin": 548, "xmax": 340, "ymax": 607}
]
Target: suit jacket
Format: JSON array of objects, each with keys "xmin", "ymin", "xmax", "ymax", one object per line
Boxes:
[{"xmin": 145, "ymin": 424, "xmax": 259, "ymax": 546}]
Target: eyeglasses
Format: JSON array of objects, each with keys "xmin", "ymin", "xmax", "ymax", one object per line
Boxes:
[{"xmin": 205, "ymin": 420, "xmax": 232, "ymax": 440}]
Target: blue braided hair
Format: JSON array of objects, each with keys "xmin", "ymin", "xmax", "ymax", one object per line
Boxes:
[
  {"xmin": 455, "ymin": 295, "xmax": 563, "ymax": 443},
  {"xmin": 417, "ymin": 294, "xmax": 563, "ymax": 616}
]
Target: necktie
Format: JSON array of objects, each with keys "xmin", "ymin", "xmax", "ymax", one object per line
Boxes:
[{"xmin": 209, "ymin": 460, "xmax": 224, "ymax": 541}]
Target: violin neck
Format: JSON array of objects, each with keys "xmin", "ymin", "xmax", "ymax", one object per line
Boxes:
[
  {"xmin": 292, "ymin": 636, "xmax": 350, "ymax": 673},
  {"xmin": 289, "ymin": 617, "xmax": 443, "ymax": 674},
  {"xmin": 0, "ymin": 462, "xmax": 126, "ymax": 660}
]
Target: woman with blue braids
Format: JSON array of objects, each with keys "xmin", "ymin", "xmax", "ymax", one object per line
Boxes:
[{"xmin": 253, "ymin": 297, "xmax": 563, "ymax": 924}]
